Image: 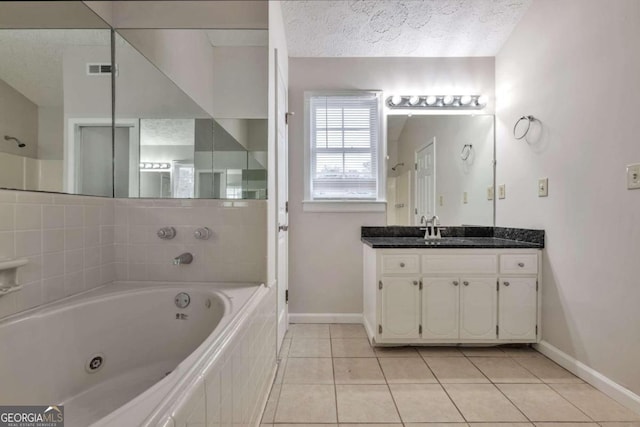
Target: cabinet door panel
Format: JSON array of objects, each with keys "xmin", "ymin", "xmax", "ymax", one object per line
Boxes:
[
  {"xmin": 380, "ymin": 276, "xmax": 421, "ymax": 339},
  {"xmin": 460, "ymin": 277, "xmax": 497, "ymax": 340},
  {"xmin": 499, "ymin": 277, "xmax": 537, "ymax": 340},
  {"xmin": 422, "ymin": 277, "xmax": 459, "ymax": 339}
]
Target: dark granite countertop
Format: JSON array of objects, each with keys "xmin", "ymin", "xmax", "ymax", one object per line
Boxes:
[{"xmin": 361, "ymin": 226, "xmax": 544, "ymax": 249}]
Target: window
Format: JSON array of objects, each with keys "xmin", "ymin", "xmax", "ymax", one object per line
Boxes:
[{"xmin": 306, "ymin": 92, "xmax": 383, "ymax": 203}]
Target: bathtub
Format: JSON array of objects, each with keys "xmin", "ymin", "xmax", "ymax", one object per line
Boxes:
[{"xmin": 0, "ymin": 281, "xmax": 276, "ymax": 427}]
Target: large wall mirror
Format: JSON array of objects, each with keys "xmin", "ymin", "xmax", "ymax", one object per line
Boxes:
[
  {"xmin": 0, "ymin": 1, "xmax": 268, "ymax": 199},
  {"xmin": 386, "ymin": 114, "xmax": 495, "ymax": 226}
]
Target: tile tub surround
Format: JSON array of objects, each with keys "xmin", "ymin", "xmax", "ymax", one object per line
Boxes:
[
  {"xmin": 262, "ymin": 323, "xmax": 640, "ymax": 425},
  {"xmin": 361, "ymin": 226, "xmax": 545, "ymax": 249},
  {"xmin": 0, "ymin": 190, "xmax": 115, "ymax": 319},
  {"xmin": 113, "ymin": 198, "xmax": 267, "ymax": 283}
]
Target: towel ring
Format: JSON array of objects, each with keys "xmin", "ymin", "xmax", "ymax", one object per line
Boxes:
[
  {"xmin": 514, "ymin": 115, "xmax": 535, "ymax": 140},
  {"xmin": 460, "ymin": 144, "xmax": 472, "ymax": 161}
]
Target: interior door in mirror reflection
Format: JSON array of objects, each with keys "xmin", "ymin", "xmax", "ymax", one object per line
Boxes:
[{"xmin": 415, "ymin": 139, "xmax": 436, "ymax": 225}]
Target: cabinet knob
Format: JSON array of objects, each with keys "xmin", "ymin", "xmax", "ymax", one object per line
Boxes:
[
  {"xmin": 400, "ymin": 262, "xmax": 405, "ymax": 268},
  {"xmin": 453, "ymin": 281, "xmax": 459, "ymax": 286},
  {"xmin": 504, "ymin": 281, "xmax": 510, "ymax": 286},
  {"xmin": 463, "ymin": 281, "xmax": 469, "ymax": 286},
  {"xmin": 413, "ymin": 280, "xmax": 418, "ymax": 286},
  {"xmin": 518, "ymin": 262, "xmax": 525, "ymax": 267}
]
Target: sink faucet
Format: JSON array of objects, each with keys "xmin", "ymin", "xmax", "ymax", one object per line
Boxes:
[
  {"xmin": 173, "ymin": 253, "xmax": 193, "ymax": 265},
  {"xmin": 420, "ymin": 215, "xmax": 441, "ymax": 240}
]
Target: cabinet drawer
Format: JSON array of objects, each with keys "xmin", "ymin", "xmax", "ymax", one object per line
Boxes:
[
  {"xmin": 381, "ymin": 254, "xmax": 420, "ymax": 274},
  {"xmin": 500, "ymin": 254, "xmax": 538, "ymax": 275},
  {"xmin": 422, "ymin": 254, "xmax": 497, "ymax": 274}
]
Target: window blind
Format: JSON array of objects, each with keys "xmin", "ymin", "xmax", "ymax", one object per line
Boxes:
[{"xmin": 309, "ymin": 94, "xmax": 380, "ymax": 200}]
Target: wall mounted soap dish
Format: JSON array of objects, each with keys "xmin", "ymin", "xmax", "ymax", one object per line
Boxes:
[{"xmin": 0, "ymin": 258, "xmax": 28, "ymax": 297}]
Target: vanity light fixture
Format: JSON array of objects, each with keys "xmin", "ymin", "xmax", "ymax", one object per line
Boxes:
[
  {"xmin": 140, "ymin": 162, "xmax": 171, "ymax": 170},
  {"xmin": 386, "ymin": 95, "xmax": 487, "ymax": 110}
]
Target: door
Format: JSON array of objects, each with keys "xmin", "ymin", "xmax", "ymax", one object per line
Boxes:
[
  {"xmin": 275, "ymin": 54, "xmax": 289, "ymax": 350},
  {"xmin": 380, "ymin": 277, "xmax": 421, "ymax": 339},
  {"xmin": 415, "ymin": 139, "xmax": 435, "ymax": 225},
  {"xmin": 499, "ymin": 278, "xmax": 537, "ymax": 340},
  {"xmin": 78, "ymin": 126, "xmax": 113, "ymax": 197},
  {"xmin": 422, "ymin": 277, "xmax": 459, "ymax": 339},
  {"xmin": 459, "ymin": 277, "xmax": 497, "ymax": 340}
]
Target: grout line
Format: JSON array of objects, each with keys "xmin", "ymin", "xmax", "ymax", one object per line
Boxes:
[{"xmin": 376, "ymin": 353, "xmax": 404, "ymax": 423}]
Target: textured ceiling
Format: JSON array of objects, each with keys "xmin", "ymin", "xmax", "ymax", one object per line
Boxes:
[
  {"xmin": 140, "ymin": 119, "xmax": 195, "ymax": 146},
  {"xmin": 281, "ymin": 0, "xmax": 531, "ymax": 57},
  {"xmin": 0, "ymin": 29, "xmax": 110, "ymax": 107}
]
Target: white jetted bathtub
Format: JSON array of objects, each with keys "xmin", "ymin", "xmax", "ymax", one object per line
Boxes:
[{"xmin": 0, "ymin": 281, "xmax": 277, "ymax": 427}]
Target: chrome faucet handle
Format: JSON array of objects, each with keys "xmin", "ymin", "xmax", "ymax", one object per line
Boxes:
[
  {"xmin": 194, "ymin": 227, "xmax": 211, "ymax": 240},
  {"xmin": 158, "ymin": 227, "xmax": 176, "ymax": 240}
]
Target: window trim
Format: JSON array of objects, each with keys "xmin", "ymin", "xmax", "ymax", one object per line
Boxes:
[{"xmin": 303, "ymin": 90, "xmax": 386, "ymax": 211}]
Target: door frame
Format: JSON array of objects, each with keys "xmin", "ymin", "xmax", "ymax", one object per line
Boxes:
[
  {"xmin": 65, "ymin": 117, "xmax": 139, "ymax": 196},
  {"xmin": 414, "ymin": 138, "xmax": 436, "ymax": 225}
]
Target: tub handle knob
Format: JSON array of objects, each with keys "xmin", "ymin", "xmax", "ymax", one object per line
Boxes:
[
  {"xmin": 194, "ymin": 227, "xmax": 212, "ymax": 240},
  {"xmin": 157, "ymin": 227, "xmax": 176, "ymax": 240}
]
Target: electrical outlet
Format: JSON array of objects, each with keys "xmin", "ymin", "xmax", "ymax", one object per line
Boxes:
[
  {"xmin": 498, "ymin": 184, "xmax": 506, "ymax": 199},
  {"xmin": 538, "ymin": 178, "xmax": 549, "ymax": 197},
  {"xmin": 463, "ymin": 192, "xmax": 468, "ymax": 204},
  {"xmin": 487, "ymin": 186, "xmax": 494, "ymax": 200},
  {"xmin": 439, "ymin": 195, "xmax": 444, "ymax": 206},
  {"xmin": 627, "ymin": 164, "xmax": 640, "ymax": 189}
]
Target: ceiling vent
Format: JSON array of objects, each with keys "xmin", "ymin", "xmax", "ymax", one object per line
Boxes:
[{"xmin": 86, "ymin": 63, "xmax": 117, "ymax": 76}]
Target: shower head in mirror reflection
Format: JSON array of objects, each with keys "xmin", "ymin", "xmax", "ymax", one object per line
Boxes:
[
  {"xmin": 460, "ymin": 144, "xmax": 472, "ymax": 161},
  {"xmin": 4, "ymin": 135, "xmax": 25, "ymax": 148},
  {"xmin": 391, "ymin": 162, "xmax": 404, "ymax": 171}
]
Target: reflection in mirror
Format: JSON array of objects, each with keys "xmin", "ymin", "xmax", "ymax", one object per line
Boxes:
[
  {"xmin": 0, "ymin": 28, "xmax": 112, "ymax": 196},
  {"xmin": 115, "ymin": 29, "xmax": 268, "ymax": 199},
  {"xmin": 386, "ymin": 115, "xmax": 494, "ymax": 226}
]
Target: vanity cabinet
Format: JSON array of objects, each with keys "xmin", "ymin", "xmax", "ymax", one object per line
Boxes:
[{"xmin": 363, "ymin": 247, "xmax": 542, "ymax": 345}]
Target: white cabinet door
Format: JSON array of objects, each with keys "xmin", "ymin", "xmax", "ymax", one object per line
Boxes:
[
  {"xmin": 459, "ymin": 277, "xmax": 497, "ymax": 340},
  {"xmin": 422, "ymin": 277, "xmax": 459, "ymax": 339},
  {"xmin": 499, "ymin": 277, "xmax": 537, "ymax": 340},
  {"xmin": 380, "ymin": 276, "xmax": 421, "ymax": 339}
]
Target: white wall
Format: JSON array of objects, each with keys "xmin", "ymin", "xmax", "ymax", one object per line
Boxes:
[
  {"xmin": 37, "ymin": 107, "xmax": 64, "ymax": 160},
  {"xmin": 496, "ymin": 0, "xmax": 640, "ymax": 396},
  {"xmin": 288, "ymin": 57, "xmax": 495, "ymax": 316},
  {"xmin": 0, "ymin": 78, "xmax": 38, "ymax": 158}
]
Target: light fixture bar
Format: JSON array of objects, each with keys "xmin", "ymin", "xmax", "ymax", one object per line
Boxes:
[
  {"xmin": 387, "ymin": 95, "xmax": 487, "ymax": 109},
  {"xmin": 140, "ymin": 162, "xmax": 171, "ymax": 170}
]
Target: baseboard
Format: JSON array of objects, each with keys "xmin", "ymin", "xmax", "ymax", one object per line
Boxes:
[
  {"xmin": 289, "ymin": 313, "xmax": 363, "ymax": 324},
  {"xmin": 535, "ymin": 340, "xmax": 640, "ymax": 415}
]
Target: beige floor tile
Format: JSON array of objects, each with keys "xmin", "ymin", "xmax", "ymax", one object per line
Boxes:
[
  {"xmin": 390, "ymin": 384, "xmax": 465, "ymax": 423},
  {"xmin": 549, "ymin": 384, "xmax": 640, "ymax": 422},
  {"xmin": 290, "ymin": 324, "xmax": 331, "ymax": 338},
  {"xmin": 262, "ymin": 384, "xmax": 281, "ymax": 423},
  {"xmin": 333, "ymin": 357, "xmax": 386, "ymax": 384},
  {"xmin": 275, "ymin": 384, "xmax": 337, "ymax": 423},
  {"xmin": 470, "ymin": 424, "xmax": 532, "ymax": 426},
  {"xmin": 279, "ymin": 338, "xmax": 292, "ymax": 360},
  {"xmin": 599, "ymin": 423, "xmax": 640, "ymax": 427},
  {"xmin": 378, "ymin": 357, "xmax": 437, "ymax": 384},
  {"xmin": 443, "ymin": 383, "xmax": 528, "ymax": 422},
  {"xmin": 330, "ymin": 324, "xmax": 368, "ymax": 338},
  {"xmin": 332, "ymin": 338, "xmax": 376, "ymax": 357},
  {"xmin": 460, "ymin": 347, "xmax": 508, "ymax": 357},
  {"xmin": 339, "ymin": 424, "xmax": 402, "ymax": 427},
  {"xmin": 424, "ymin": 357, "xmax": 489, "ymax": 383},
  {"xmin": 406, "ymin": 424, "xmax": 469, "ymax": 427},
  {"xmin": 515, "ymin": 357, "xmax": 582, "ymax": 383},
  {"xmin": 374, "ymin": 346, "xmax": 420, "ymax": 357},
  {"xmin": 418, "ymin": 347, "xmax": 465, "ymax": 357},
  {"xmin": 275, "ymin": 425, "xmax": 337, "ymax": 427},
  {"xmin": 283, "ymin": 357, "xmax": 334, "ymax": 384},
  {"xmin": 289, "ymin": 338, "xmax": 332, "ymax": 358},
  {"xmin": 274, "ymin": 358, "xmax": 287, "ymax": 384},
  {"xmin": 336, "ymin": 384, "xmax": 401, "ymax": 423},
  {"xmin": 533, "ymin": 423, "xmax": 599, "ymax": 426},
  {"xmin": 469, "ymin": 357, "xmax": 541, "ymax": 383},
  {"xmin": 497, "ymin": 384, "xmax": 591, "ymax": 422},
  {"xmin": 500, "ymin": 346, "xmax": 541, "ymax": 357}
]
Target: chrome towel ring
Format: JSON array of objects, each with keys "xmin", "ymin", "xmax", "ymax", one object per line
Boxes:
[{"xmin": 514, "ymin": 115, "xmax": 535, "ymax": 140}]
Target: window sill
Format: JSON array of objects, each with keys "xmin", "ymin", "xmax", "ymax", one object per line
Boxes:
[{"xmin": 302, "ymin": 200, "xmax": 387, "ymax": 213}]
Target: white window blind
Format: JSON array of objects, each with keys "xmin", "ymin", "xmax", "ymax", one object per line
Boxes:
[{"xmin": 309, "ymin": 94, "xmax": 380, "ymax": 200}]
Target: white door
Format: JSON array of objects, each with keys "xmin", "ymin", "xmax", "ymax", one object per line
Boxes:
[
  {"xmin": 498, "ymin": 277, "xmax": 537, "ymax": 340},
  {"xmin": 380, "ymin": 277, "xmax": 421, "ymax": 339},
  {"xmin": 459, "ymin": 277, "xmax": 497, "ymax": 340},
  {"xmin": 275, "ymin": 55, "xmax": 289, "ymax": 350},
  {"xmin": 422, "ymin": 277, "xmax": 459, "ymax": 339},
  {"xmin": 415, "ymin": 139, "xmax": 435, "ymax": 225}
]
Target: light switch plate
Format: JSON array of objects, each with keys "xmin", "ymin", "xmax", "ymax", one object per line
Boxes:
[
  {"xmin": 627, "ymin": 164, "xmax": 640, "ymax": 189},
  {"xmin": 498, "ymin": 184, "xmax": 506, "ymax": 199},
  {"xmin": 538, "ymin": 178, "xmax": 549, "ymax": 197},
  {"xmin": 439, "ymin": 195, "xmax": 444, "ymax": 206},
  {"xmin": 487, "ymin": 185, "xmax": 494, "ymax": 200},
  {"xmin": 463, "ymin": 191, "xmax": 468, "ymax": 204}
]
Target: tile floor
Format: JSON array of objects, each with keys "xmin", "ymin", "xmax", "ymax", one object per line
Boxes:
[{"xmin": 261, "ymin": 324, "xmax": 640, "ymax": 427}]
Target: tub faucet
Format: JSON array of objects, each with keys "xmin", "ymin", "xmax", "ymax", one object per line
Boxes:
[{"xmin": 173, "ymin": 253, "xmax": 193, "ymax": 265}]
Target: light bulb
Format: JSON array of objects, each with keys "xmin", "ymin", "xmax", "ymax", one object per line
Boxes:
[
  {"xmin": 144, "ymin": 163, "xmax": 152, "ymax": 169},
  {"xmin": 443, "ymin": 95, "xmax": 454, "ymax": 105},
  {"xmin": 408, "ymin": 96, "xmax": 420, "ymax": 106},
  {"xmin": 477, "ymin": 95, "xmax": 488, "ymax": 106},
  {"xmin": 460, "ymin": 95, "xmax": 472, "ymax": 105},
  {"xmin": 390, "ymin": 95, "xmax": 403, "ymax": 106},
  {"xmin": 425, "ymin": 95, "xmax": 437, "ymax": 106}
]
